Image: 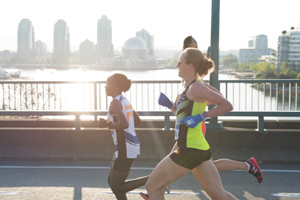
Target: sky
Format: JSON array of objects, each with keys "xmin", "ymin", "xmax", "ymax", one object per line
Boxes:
[{"xmin": 1, "ymin": 0, "xmax": 300, "ymax": 52}]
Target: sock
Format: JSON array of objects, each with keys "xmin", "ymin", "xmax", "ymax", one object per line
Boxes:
[{"xmin": 245, "ymin": 162, "xmax": 250, "ymax": 171}]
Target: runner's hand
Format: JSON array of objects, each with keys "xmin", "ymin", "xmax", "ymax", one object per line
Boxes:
[
  {"xmin": 158, "ymin": 92, "xmax": 173, "ymax": 109},
  {"xmin": 180, "ymin": 114, "xmax": 204, "ymax": 128}
]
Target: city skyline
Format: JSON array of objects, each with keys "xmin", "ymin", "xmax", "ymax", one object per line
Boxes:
[{"xmin": 1, "ymin": 0, "xmax": 300, "ymax": 52}]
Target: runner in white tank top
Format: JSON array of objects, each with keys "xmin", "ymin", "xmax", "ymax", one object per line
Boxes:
[
  {"xmin": 108, "ymin": 94, "xmax": 140, "ymax": 159},
  {"xmin": 98, "ymin": 73, "xmax": 148, "ymax": 200}
]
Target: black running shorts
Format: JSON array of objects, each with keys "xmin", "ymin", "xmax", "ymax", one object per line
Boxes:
[
  {"xmin": 170, "ymin": 148, "xmax": 211, "ymax": 170},
  {"xmin": 111, "ymin": 152, "xmax": 135, "ymax": 172}
]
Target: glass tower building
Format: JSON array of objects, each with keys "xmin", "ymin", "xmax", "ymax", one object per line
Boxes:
[
  {"xmin": 17, "ymin": 19, "xmax": 35, "ymax": 59},
  {"xmin": 53, "ymin": 20, "xmax": 70, "ymax": 64},
  {"xmin": 97, "ymin": 15, "xmax": 114, "ymax": 60}
]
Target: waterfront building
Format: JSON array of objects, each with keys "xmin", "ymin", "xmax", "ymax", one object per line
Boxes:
[
  {"xmin": 80, "ymin": 39, "xmax": 94, "ymax": 55},
  {"xmin": 100, "ymin": 37, "xmax": 162, "ymax": 69},
  {"xmin": 17, "ymin": 19, "xmax": 35, "ymax": 60},
  {"xmin": 53, "ymin": 20, "xmax": 70, "ymax": 64},
  {"xmin": 0, "ymin": 50, "xmax": 17, "ymax": 63},
  {"xmin": 136, "ymin": 29, "xmax": 154, "ymax": 56},
  {"xmin": 35, "ymin": 40, "xmax": 47, "ymax": 58},
  {"xmin": 248, "ymin": 34, "xmax": 268, "ymax": 49},
  {"xmin": 277, "ymin": 27, "xmax": 300, "ymax": 71},
  {"xmin": 97, "ymin": 15, "xmax": 114, "ymax": 60},
  {"xmin": 79, "ymin": 39, "xmax": 95, "ymax": 64},
  {"xmin": 239, "ymin": 34, "xmax": 275, "ymax": 63}
]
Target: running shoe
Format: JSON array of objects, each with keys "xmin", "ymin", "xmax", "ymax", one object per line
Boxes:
[
  {"xmin": 246, "ymin": 157, "xmax": 263, "ymax": 183},
  {"xmin": 140, "ymin": 192, "xmax": 149, "ymax": 200},
  {"xmin": 165, "ymin": 185, "xmax": 170, "ymax": 194},
  {"xmin": 139, "ymin": 185, "xmax": 170, "ymax": 199}
]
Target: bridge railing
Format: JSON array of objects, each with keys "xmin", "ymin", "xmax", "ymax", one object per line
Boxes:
[
  {"xmin": 0, "ymin": 79, "xmax": 299, "ymax": 131},
  {"xmin": 1, "ymin": 79, "xmax": 299, "ymax": 111}
]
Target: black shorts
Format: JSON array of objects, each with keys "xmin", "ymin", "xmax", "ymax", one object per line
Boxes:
[
  {"xmin": 170, "ymin": 148, "xmax": 211, "ymax": 170},
  {"xmin": 111, "ymin": 152, "xmax": 134, "ymax": 172}
]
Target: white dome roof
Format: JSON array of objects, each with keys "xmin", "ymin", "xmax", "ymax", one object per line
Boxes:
[
  {"xmin": 122, "ymin": 37, "xmax": 148, "ymax": 59},
  {"xmin": 122, "ymin": 37, "xmax": 147, "ymax": 50}
]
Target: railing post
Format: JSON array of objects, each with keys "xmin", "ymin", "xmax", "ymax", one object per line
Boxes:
[
  {"xmin": 257, "ymin": 116, "xmax": 264, "ymax": 132},
  {"xmin": 94, "ymin": 83, "xmax": 97, "ymax": 121},
  {"xmin": 75, "ymin": 114, "xmax": 81, "ymax": 131},
  {"xmin": 164, "ymin": 115, "xmax": 170, "ymax": 131}
]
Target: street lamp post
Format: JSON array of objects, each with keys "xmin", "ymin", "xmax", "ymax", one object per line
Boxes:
[{"xmin": 208, "ymin": 0, "xmax": 223, "ymax": 129}]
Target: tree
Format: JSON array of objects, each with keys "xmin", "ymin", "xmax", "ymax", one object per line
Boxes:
[
  {"xmin": 280, "ymin": 61, "xmax": 287, "ymax": 72},
  {"xmin": 297, "ymin": 73, "xmax": 300, "ymax": 79},
  {"xmin": 220, "ymin": 54, "xmax": 238, "ymax": 67},
  {"xmin": 282, "ymin": 30, "xmax": 287, "ymax": 34},
  {"xmin": 283, "ymin": 69, "xmax": 297, "ymax": 79}
]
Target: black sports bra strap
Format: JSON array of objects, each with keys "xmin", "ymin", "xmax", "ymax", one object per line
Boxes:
[{"xmin": 185, "ymin": 79, "xmax": 196, "ymax": 90}]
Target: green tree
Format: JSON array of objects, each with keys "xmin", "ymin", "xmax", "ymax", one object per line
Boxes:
[
  {"xmin": 280, "ymin": 61, "xmax": 287, "ymax": 72},
  {"xmin": 221, "ymin": 54, "xmax": 238, "ymax": 67},
  {"xmin": 283, "ymin": 69, "xmax": 297, "ymax": 79},
  {"xmin": 297, "ymin": 73, "xmax": 300, "ymax": 79}
]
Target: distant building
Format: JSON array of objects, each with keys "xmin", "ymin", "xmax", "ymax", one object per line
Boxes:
[
  {"xmin": 35, "ymin": 40, "xmax": 47, "ymax": 58},
  {"xmin": 100, "ymin": 37, "xmax": 162, "ymax": 69},
  {"xmin": 249, "ymin": 34, "xmax": 268, "ymax": 49},
  {"xmin": 239, "ymin": 34, "xmax": 274, "ymax": 63},
  {"xmin": 136, "ymin": 29, "xmax": 154, "ymax": 56},
  {"xmin": 0, "ymin": 50, "xmax": 17, "ymax": 63},
  {"xmin": 79, "ymin": 39, "xmax": 94, "ymax": 55},
  {"xmin": 17, "ymin": 19, "xmax": 35, "ymax": 59},
  {"xmin": 79, "ymin": 39, "xmax": 95, "ymax": 64},
  {"xmin": 97, "ymin": 15, "xmax": 114, "ymax": 60},
  {"xmin": 277, "ymin": 27, "xmax": 300, "ymax": 71},
  {"xmin": 53, "ymin": 20, "xmax": 70, "ymax": 64},
  {"xmin": 239, "ymin": 49, "xmax": 275, "ymax": 63}
]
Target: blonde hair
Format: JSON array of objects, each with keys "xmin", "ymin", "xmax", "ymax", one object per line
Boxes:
[{"xmin": 184, "ymin": 48, "xmax": 215, "ymax": 77}]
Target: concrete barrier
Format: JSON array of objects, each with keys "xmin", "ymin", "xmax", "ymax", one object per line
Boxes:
[{"xmin": 1, "ymin": 127, "xmax": 300, "ymax": 163}]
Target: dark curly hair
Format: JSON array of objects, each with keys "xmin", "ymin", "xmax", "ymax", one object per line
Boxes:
[{"xmin": 109, "ymin": 73, "xmax": 131, "ymax": 92}]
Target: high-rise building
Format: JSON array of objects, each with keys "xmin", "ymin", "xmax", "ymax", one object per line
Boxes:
[
  {"xmin": 17, "ymin": 19, "xmax": 35, "ymax": 59},
  {"xmin": 80, "ymin": 39, "xmax": 94, "ymax": 55},
  {"xmin": 53, "ymin": 19, "xmax": 70, "ymax": 64},
  {"xmin": 136, "ymin": 29, "xmax": 154, "ymax": 56},
  {"xmin": 277, "ymin": 27, "xmax": 300, "ymax": 71},
  {"xmin": 79, "ymin": 39, "xmax": 95, "ymax": 64},
  {"xmin": 97, "ymin": 15, "xmax": 113, "ymax": 59},
  {"xmin": 249, "ymin": 34, "xmax": 268, "ymax": 49},
  {"xmin": 35, "ymin": 40, "xmax": 47, "ymax": 58},
  {"xmin": 239, "ymin": 34, "xmax": 274, "ymax": 63}
]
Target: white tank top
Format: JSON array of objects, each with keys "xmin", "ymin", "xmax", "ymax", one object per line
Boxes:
[{"xmin": 107, "ymin": 95, "xmax": 140, "ymax": 159}]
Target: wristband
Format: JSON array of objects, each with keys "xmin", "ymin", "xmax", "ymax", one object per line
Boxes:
[{"xmin": 202, "ymin": 112, "xmax": 211, "ymax": 122}]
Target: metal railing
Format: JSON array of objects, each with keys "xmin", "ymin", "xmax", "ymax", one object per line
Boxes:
[
  {"xmin": 0, "ymin": 79, "xmax": 299, "ymax": 131},
  {"xmin": 1, "ymin": 79, "xmax": 299, "ymax": 112}
]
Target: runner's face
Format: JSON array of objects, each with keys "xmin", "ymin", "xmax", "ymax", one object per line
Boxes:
[
  {"xmin": 105, "ymin": 77, "xmax": 116, "ymax": 97},
  {"xmin": 176, "ymin": 53, "xmax": 188, "ymax": 78}
]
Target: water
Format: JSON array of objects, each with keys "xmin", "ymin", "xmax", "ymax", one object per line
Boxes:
[{"xmin": 17, "ymin": 68, "xmax": 184, "ymax": 81}]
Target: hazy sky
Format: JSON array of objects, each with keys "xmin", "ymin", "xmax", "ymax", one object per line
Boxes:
[{"xmin": 1, "ymin": 0, "xmax": 300, "ymax": 52}]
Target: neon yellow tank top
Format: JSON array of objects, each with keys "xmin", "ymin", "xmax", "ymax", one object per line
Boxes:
[{"xmin": 175, "ymin": 79, "xmax": 210, "ymax": 150}]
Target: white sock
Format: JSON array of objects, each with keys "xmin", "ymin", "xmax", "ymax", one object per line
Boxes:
[{"xmin": 245, "ymin": 162, "xmax": 250, "ymax": 171}]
